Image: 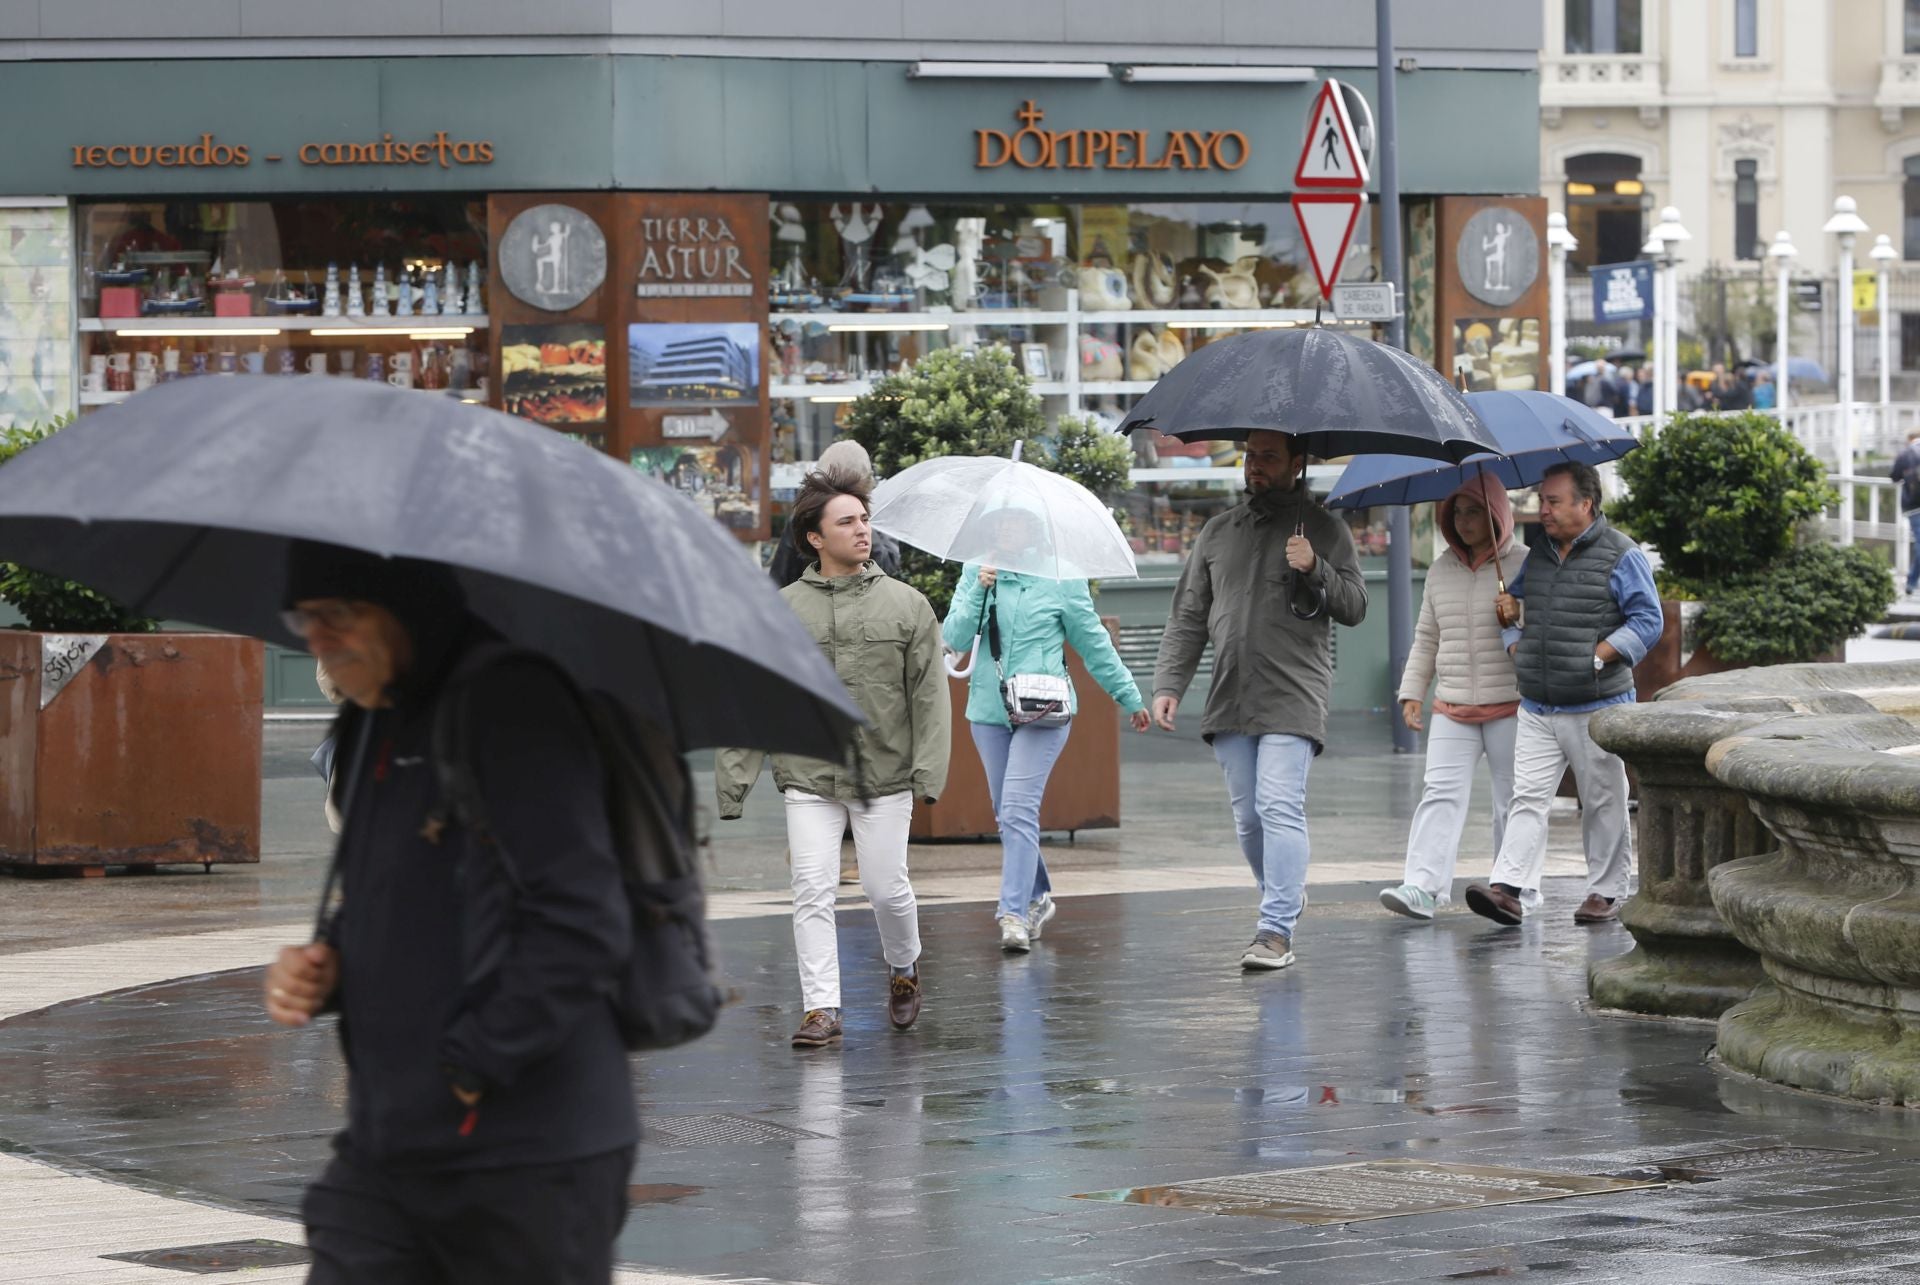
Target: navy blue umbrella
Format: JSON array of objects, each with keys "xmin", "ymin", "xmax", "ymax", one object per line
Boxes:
[
  {"xmin": 1325, "ymin": 391, "xmax": 1639, "ymax": 510},
  {"xmin": 1116, "ymin": 326, "xmax": 1499, "ymax": 463},
  {"xmin": 0, "ymin": 377, "xmax": 860, "ymax": 760}
]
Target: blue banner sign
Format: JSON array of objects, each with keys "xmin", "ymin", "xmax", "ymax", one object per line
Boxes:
[{"xmin": 1590, "ymin": 260, "xmax": 1654, "ymax": 323}]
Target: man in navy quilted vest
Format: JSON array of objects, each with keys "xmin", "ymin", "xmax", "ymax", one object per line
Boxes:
[{"xmin": 1463, "ymin": 462, "xmax": 1664, "ymax": 927}]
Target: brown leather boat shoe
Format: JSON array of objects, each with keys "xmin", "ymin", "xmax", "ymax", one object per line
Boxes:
[
  {"xmin": 888, "ymin": 970, "xmax": 922, "ymax": 1030},
  {"xmin": 1464, "ymin": 882, "xmax": 1524, "ymax": 926},
  {"xmin": 791, "ymin": 1008, "xmax": 842, "ymax": 1048},
  {"xmin": 1573, "ymin": 893, "xmax": 1620, "ymax": 924}
]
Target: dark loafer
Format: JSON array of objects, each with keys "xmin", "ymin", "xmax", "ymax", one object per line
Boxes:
[
  {"xmin": 888, "ymin": 972, "xmax": 922, "ymax": 1030},
  {"xmin": 1465, "ymin": 882, "xmax": 1524, "ymax": 926},
  {"xmin": 791, "ymin": 1009, "xmax": 842, "ymax": 1048},
  {"xmin": 1574, "ymin": 893, "xmax": 1620, "ymax": 924}
]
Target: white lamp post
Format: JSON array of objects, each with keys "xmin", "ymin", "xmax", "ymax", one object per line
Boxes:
[
  {"xmin": 1651, "ymin": 206, "xmax": 1691, "ymax": 426},
  {"xmin": 1873, "ymin": 233, "xmax": 1897, "ymax": 427},
  {"xmin": 1642, "ymin": 231, "xmax": 1667, "ymax": 419},
  {"xmin": 1546, "ymin": 213, "xmax": 1577, "ymax": 397},
  {"xmin": 1767, "ymin": 231, "xmax": 1797, "ymax": 417},
  {"xmin": 1825, "ymin": 195, "xmax": 1870, "ymax": 546}
]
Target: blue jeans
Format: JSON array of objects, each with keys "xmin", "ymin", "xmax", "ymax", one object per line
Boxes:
[
  {"xmin": 1211, "ymin": 733, "xmax": 1314, "ymax": 939},
  {"xmin": 1906, "ymin": 510, "xmax": 1920, "ymax": 591},
  {"xmin": 971, "ymin": 720, "xmax": 1072, "ymax": 920}
]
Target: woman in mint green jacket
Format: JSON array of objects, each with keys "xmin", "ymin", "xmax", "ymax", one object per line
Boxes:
[{"xmin": 943, "ymin": 556, "xmax": 1149, "ymax": 952}]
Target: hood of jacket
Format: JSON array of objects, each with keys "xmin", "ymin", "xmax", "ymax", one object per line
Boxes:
[{"xmin": 1438, "ymin": 472, "xmax": 1516, "ymax": 571}]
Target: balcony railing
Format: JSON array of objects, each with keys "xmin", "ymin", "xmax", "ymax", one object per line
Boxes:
[
  {"xmin": 1875, "ymin": 56, "xmax": 1920, "ymax": 130},
  {"xmin": 1541, "ymin": 53, "xmax": 1663, "ymax": 121}
]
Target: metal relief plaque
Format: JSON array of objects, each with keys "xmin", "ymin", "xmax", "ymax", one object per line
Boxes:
[
  {"xmin": 499, "ymin": 204, "xmax": 607, "ymax": 311},
  {"xmin": 40, "ymin": 634, "xmax": 107, "ymax": 709},
  {"xmin": 1456, "ymin": 206, "xmax": 1540, "ymax": 308}
]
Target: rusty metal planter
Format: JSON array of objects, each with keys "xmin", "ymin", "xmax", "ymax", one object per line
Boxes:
[{"xmin": 0, "ymin": 632, "xmax": 262, "ymax": 871}]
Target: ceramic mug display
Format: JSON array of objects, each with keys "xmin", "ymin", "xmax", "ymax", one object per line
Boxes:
[
  {"xmin": 133, "ymin": 370, "xmax": 157, "ymax": 391},
  {"xmin": 387, "ymin": 371, "xmax": 414, "ymax": 389},
  {"xmin": 88, "ymin": 354, "xmax": 108, "ymax": 376},
  {"xmin": 338, "ymin": 351, "xmax": 357, "ymax": 376},
  {"xmin": 244, "ymin": 350, "xmax": 266, "ymax": 375},
  {"xmin": 81, "ymin": 372, "xmax": 104, "ymax": 393},
  {"xmin": 306, "ymin": 354, "xmax": 329, "ymax": 375},
  {"xmin": 133, "ymin": 351, "xmax": 158, "ymax": 373},
  {"xmin": 161, "ymin": 347, "xmax": 181, "ymax": 373},
  {"xmin": 108, "ymin": 352, "xmax": 131, "ymax": 374}
]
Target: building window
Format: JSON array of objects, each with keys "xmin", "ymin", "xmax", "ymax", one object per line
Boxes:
[
  {"xmin": 1908, "ymin": 0, "xmax": 1920, "ymax": 54},
  {"xmin": 1565, "ymin": 0, "xmax": 1644, "ymax": 54},
  {"xmin": 1564, "ymin": 153, "xmax": 1645, "ymax": 269},
  {"xmin": 1734, "ymin": 0, "xmax": 1758, "ymax": 57},
  {"xmin": 1905, "ymin": 156, "xmax": 1920, "ymax": 258},
  {"xmin": 1734, "ymin": 159, "xmax": 1759, "ymax": 259}
]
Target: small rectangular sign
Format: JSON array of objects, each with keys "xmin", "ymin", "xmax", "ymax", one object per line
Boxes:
[
  {"xmin": 1331, "ymin": 282, "xmax": 1396, "ymax": 320},
  {"xmin": 1590, "ymin": 260, "xmax": 1654, "ymax": 323}
]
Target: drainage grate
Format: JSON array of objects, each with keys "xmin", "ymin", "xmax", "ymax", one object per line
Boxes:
[
  {"xmin": 101, "ymin": 1239, "xmax": 311, "ymax": 1274},
  {"xmin": 1073, "ymin": 1160, "xmax": 1662, "ymax": 1226},
  {"xmin": 1633, "ymin": 1145, "xmax": 1868, "ymax": 1180},
  {"xmin": 647, "ymin": 1113, "xmax": 828, "ymax": 1147}
]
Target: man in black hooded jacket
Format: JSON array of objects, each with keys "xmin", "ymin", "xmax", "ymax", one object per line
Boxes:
[{"xmin": 263, "ymin": 541, "xmax": 635, "ymax": 1284}]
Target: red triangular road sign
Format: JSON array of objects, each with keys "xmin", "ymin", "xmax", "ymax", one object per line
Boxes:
[
  {"xmin": 1294, "ymin": 193, "xmax": 1367, "ymax": 301},
  {"xmin": 1295, "ymin": 80, "xmax": 1369, "ymax": 189}
]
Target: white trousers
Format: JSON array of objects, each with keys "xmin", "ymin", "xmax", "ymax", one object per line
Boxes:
[
  {"xmin": 1488, "ymin": 707, "xmax": 1633, "ymax": 905},
  {"xmin": 1400, "ymin": 713, "xmax": 1517, "ymax": 904},
  {"xmin": 784, "ymin": 789, "xmax": 920, "ymax": 1011}
]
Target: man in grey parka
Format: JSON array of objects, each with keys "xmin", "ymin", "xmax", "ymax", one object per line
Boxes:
[{"xmin": 1151, "ymin": 430, "xmax": 1367, "ymax": 970}]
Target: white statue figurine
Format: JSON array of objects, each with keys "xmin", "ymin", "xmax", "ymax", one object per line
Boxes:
[{"xmin": 346, "ymin": 264, "xmax": 365, "ymax": 317}]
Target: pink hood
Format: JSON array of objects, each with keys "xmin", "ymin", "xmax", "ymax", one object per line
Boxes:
[{"xmin": 1437, "ymin": 471, "xmax": 1515, "ymax": 571}]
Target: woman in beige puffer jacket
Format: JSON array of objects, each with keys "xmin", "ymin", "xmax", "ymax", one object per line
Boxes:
[{"xmin": 1380, "ymin": 472, "xmax": 1528, "ymax": 920}]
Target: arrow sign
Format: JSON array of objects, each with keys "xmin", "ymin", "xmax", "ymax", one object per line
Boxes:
[
  {"xmin": 662, "ymin": 410, "xmax": 731, "ymax": 441},
  {"xmin": 1294, "ymin": 79, "xmax": 1370, "ymax": 189},
  {"xmin": 1294, "ymin": 193, "xmax": 1367, "ymax": 302}
]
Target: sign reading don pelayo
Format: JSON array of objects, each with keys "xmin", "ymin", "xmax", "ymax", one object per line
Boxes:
[{"xmin": 1590, "ymin": 260, "xmax": 1654, "ymax": 324}]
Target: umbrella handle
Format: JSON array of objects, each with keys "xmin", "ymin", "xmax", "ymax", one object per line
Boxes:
[{"xmin": 944, "ymin": 639, "xmax": 980, "ymax": 679}]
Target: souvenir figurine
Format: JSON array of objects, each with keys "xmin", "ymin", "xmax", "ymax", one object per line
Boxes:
[
  {"xmin": 442, "ymin": 262, "xmax": 460, "ymax": 315},
  {"xmin": 423, "ymin": 274, "xmax": 440, "ymax": 316},
  {"xmin": 1133, "ymin": 251, "xmax": 1177, "ymax": 308},
  {"xmin": 465, "ymin": 261, "xmax": 484, "ymax": 314},
  {"xmin": 1199, "ymin": 258, "xmax": 1261, "ymax": 310},
  {"xmin": 371, "ymin": 264, "xmax": 390, "ymax": 317},
  {"xmin": 394, "ymin": 266, "xmax": 414, "ymax": 316},
  {"xmin": 829, "ymin": 203, "xmax": 883, "ymax": 295}
]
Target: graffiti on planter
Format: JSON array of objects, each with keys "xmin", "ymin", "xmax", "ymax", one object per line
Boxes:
[{"xmin": 40, "ymin": 634, "xmax": 108, "ymax": 709}]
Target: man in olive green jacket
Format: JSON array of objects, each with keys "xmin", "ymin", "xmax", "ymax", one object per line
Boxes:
[
  {"xmin": 1151, "ymin": 430, "xmax": 1367, "ymax": 972},
  {"xmin": 715, "ymin": 468, "xmax": 949, "ymax": 1049}
]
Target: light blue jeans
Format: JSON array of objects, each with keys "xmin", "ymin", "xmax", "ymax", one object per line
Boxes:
[
  {"xmin": 971, "ymin": 720, "xmax": 1072, "ymax": 920},
  {"xmin": 1906, "ymin": 510, "xmax": 1920, "ymax": 592},
  {"xmin": 1211, "ymin": 732, "xmax": 1315, "ymax": 940}
]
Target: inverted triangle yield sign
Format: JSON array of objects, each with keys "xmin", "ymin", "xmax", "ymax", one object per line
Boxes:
[
  {"xmin": 1294, "ymin": 193, "xmax": 1367, "ymax": 301},
  {"xmin": 1295, "ymin": 79, "xmax": 1370, "ymax": 188}
]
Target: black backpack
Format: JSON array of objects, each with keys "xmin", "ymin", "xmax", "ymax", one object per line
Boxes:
[{"xmin": 427, "ymin": 644, "xmax": 724, "ymax": 1051}]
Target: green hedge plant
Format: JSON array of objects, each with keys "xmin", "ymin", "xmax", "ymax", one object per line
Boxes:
[
  {"xmin": 1697, "ymin": 542, "xmax": 1894, "ymax": 665},
  {"xmin": 841, "ymin": 346, "xmax": 1133, "ymax": 614},
  {"xmin": 1611, "ymin": 410, "xmax": 1834, "ymax": 593},
  {"xmin": 0, "ymin": 420, "xmax": 157, "ymax": 633}
]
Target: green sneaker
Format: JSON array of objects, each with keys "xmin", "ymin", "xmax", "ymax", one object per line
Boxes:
[{"xmin": 1379, "ymin": 884, "xmax": 1437, "ymax": 921}]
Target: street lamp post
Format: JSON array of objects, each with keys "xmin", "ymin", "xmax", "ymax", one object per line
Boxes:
[
  {"xmin": 1873, "ymin": 233, "xmax": 1897, "ymax": 430},
  {"xmin": 1547, "ymin": 213, "xmax": 1577, "ymax": 397},
  {"xmin": 1641, "ymin": 231, "xmax": 1667, "ymax": 419},
  {"xmin": 1768, "ymin": 231, "xmax": 1797, "ymax": 417},
  {"xmin": 1651, "ymin": 206, "xmax": 1692, "ymax": 426},
  {"xmin": 1825, "ymin": 195, "xmax": 1870, "ymax": 546}
]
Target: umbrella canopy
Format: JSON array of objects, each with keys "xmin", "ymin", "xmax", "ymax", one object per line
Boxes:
[
  {"xmin": 1607, "ymin": 349, "xmax": 1647, "ymax": 364},
  {"xmin": 1115, "ymin": 327, "xmax": 1499, "ymax": 462},
  {"xmin": 1326, "ymin": 391, "xmax": 1639, "ymax": 510},
  {"xmin": 870, "ymin": 453, "xmax": 1136, "ymax": 581},
  {"xmin": 0, "ymin": 377, "xmax": 860, "ymax": 759}
]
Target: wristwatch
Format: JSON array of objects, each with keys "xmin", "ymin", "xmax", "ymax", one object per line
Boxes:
[{"xmin": 1593, "ymin": 654, "xmax": 1607, "ymax": 672}]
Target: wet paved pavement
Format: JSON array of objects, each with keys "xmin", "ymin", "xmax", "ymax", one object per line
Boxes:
[{"xmin": 7, "ymin": 884, "xmax": 1920, "ymax": 1283}]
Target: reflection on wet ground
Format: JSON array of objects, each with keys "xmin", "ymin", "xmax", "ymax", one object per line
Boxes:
[{"xmin": 7, "ymin": 885, "xmax": 1920, "ymax": 1283}]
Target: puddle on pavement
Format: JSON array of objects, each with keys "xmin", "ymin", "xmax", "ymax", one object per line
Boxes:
[
  {"xmin": 1444, "ymin": 1263, "xmax": 1579, "ymax": 1279},
  {"xmin": 1604, "ymin": 1144, "xmax": 1871, "ymax": 1185},
  {"xmin": 1074, "ymin": 1160, "xmax": 1663, "ymax": 1225}
]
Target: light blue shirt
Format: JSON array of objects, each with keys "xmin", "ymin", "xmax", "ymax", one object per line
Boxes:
[{"xmin": 1499, "ymin": 524, "xmax": 1664, "ymax": 716}]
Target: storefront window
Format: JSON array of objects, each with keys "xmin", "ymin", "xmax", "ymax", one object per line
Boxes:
[{"xmin": 75, "ymin": 197, "xmax": 489, "ymax": 406}]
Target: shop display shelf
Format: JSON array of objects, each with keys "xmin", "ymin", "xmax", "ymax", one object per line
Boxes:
[
  {"xmin": 768, "ymin": 309, "xmax": 1077, "ymax": 328},
  {"xmin": 78, "ymin": 315, "xmax": 492, "ymax": 334},
  {"xmin": 79, "ymin": 391, "xmax": 132, "ymax": 405},
  {"xmin": 1078, "ymin": 308, "xmax": 1320, "ymax": 327}
]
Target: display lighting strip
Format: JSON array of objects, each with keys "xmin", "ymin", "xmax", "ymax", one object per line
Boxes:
[
  {"xmin": 907, "ymin": 61, "xmax": 1112, "ymax": 80},
  {"xmin": 136, "ymin": 327, "xmax": 284, "ymax": 338},
  {"xmin": 1165, "ymin": 319, "xmax": 1305, "ymax": 330},
  {"xmin": 826, "ymin": 321, "xmax": 951, "ymax": 333},
  {"xmin": 309, "ymin": 326, "xmax": 476, "ymax": 339},
  {"xmin": 808, "ymin": 394, "xmax": 860, "ymax": 404},
  {"xmin": 1120, "ymin": 65, "xmax": 1315, "ymax": 83}
]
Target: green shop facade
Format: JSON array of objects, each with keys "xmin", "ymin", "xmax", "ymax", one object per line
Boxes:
[{"xmin": 0, "ymin": 54, "xmax": 1541, "ymax": 712}]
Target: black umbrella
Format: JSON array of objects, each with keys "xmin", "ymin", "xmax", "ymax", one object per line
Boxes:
[
  {"xmin": 1117, "ymin": 327, "xmax": 1499, "ymax": 462},
  {"xmin": 0, "ymin": 377, "xmax": 859, "ymax": 760},
  {"xmin": 1608, "ymin": 349, "xmax": 1647, "ymax": 364}
]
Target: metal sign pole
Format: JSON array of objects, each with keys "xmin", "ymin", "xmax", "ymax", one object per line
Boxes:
[{"xmin": 1375, "ymin": 0, "xmax": 1415, "ymax": 755}]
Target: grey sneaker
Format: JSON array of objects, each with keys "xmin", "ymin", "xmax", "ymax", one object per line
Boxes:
[
  {"xmin": 998, "ymin": 915, "xmax": 1032, "ymax": 953},
  {"xmin": 1240, "ymin": 932, "xmax": 1294, "ymax": 970},
  {"xmin": 1379, "ymin": 884, "xmax": 1437, "ymax": 921},
  {"xmin": 1026, "ymin": 892, "xmax": 1058, "ymax": 939}
]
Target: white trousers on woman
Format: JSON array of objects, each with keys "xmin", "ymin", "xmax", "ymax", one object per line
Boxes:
[
  {"xmin": 784, "ymin": 788, "xmax": 920, "ymax": 1011},
  {"xmin": 1400, "ymin": 712, "xmax": 1518, "ymax": 905}
]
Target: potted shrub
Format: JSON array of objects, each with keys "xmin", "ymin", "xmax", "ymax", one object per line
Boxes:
[
  {"xmin": 0, "ymin": 421, "xmax": 264, "ymax": 874},
  {"xmin": 1611, "ymin": 411, "xmax": 1891, "ymax": 690},
  {"xmin": 840, "ymin": 347, "xmax": 1137, "ymax": 840}
]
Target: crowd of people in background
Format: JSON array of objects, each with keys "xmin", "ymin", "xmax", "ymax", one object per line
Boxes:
[{"xmin": 1567, "ymin": 357, "xmax": 1776, "ymax": 417}]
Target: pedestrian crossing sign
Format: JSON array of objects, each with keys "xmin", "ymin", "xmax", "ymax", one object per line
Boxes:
[{"xmin": 1294, "ymin": 80, "xmax": 1370, "ymax": 189}]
